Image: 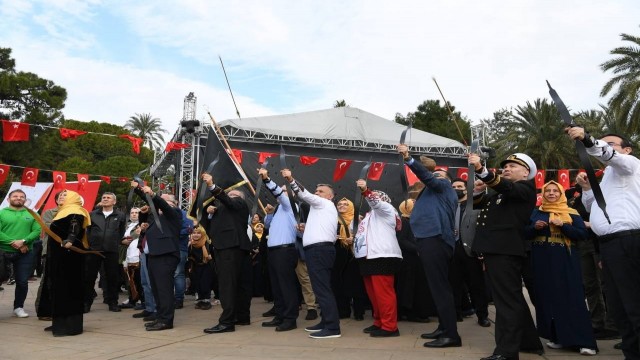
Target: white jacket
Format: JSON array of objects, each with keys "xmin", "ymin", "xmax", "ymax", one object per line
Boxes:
[{"xmin": 353, "ymin": 190, "xmax": 402, "ymax": 260}]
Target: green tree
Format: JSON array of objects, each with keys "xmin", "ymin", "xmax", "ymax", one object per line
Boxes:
[
  {"xmin": 600, "ymin": 28, "xmax": 640, "ymax": 127},
  {"xmin": 395, "ymin": 99, "xmax": 470, "ymax": 144},
  {"xmin": 333, "ymin": 99, "xmax": 348, "ymax": 108},
  {"xmin": 124, "ymin": 113, "xmax": 167, "ymax": 151}
]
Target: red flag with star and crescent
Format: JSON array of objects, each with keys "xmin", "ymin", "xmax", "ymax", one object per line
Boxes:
[
  {"xmin": 535, "ymin": 170, "xmax": 545, "ymax": 189},
  {"xmin": 299, "ymin": 156, "xmax": 319, "ymax": 166},
  {"xmin": 21, "ymin": 167, "xmax": 38, "ymax": 187},
  {"xmin": 2, "ymin": 120, "xmax": 30, "ymax": 142},
  {"xmin": 0, "ymin": 164, "xmax": 9, "ymax": 185},
  {"xmin": 456, "ymin": 168, "xmax": 469, "ymax": 181},
  {"xmin": 557, "ymin": 169, "xmax": 570, "ymax": 189},
  {"xmin": 333, "ymin": 159, "xmax": 353, "ymax": 182},
  {"xmin": 53, "ymin": 171, "xmax": 66, "ymax": 190},
  {"xmin": 405, "ymin": 165, "xmax": 420, "ymax": 186},
  {"xmin": 367, "ymin": 162, "xmax": 386, "ymax": 181},
  {"xmin": 77, "ymin": 174, "xmax": 89, "ymax": 191},
  {"xmin": 119, "ymin": 134, "xmax": 144, "ymax": 154},
  {"xmin": 59, "ymin": 128, "xmax": 88, "ymax": 140}
]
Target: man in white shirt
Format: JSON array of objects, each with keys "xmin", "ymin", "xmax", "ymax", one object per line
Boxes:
[
  {"xmin": 567, "ymin": 127, "xmax": 640, "ymax": 359},
  {"xmin": 281, "ymin": 168, "xmax": 340, "ymax": 339}
]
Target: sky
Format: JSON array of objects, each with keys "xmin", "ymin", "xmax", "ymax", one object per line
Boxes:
[{"xmin": 1, "ymin": 0, "xmax": 638, "ymax": 143}]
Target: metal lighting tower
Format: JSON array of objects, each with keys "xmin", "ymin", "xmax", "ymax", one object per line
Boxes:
[{"xmin": 176, "ymin": 92, "xmax": 202, "ymax": 210}]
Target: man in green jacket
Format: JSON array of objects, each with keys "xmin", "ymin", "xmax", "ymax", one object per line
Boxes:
[{"xmin": 0, "ymin": 189, "xmax": 41, "ymax": 318}]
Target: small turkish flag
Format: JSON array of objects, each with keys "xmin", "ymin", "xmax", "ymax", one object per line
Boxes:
[
  {"xmin": 595, "ymin": 169, "xmax": 605, "ymax": 178},
  {"xmin": 165, "ymin": 141, "xmax": 190, "ymax": 152},
  {"xmin": 299, "ymin": 156, "xmax": 319, "ymax": 166},
  {"xmin": 405, "ymin": 165, "xmax": 420, "ymax": 186},
  {"xmin": 557, "ymin": 169, "xmax": 570, "ymax": 189},
  {"xmin": 2, "ymin": 120, "xmax": 30, "ymax": 142},
  {"xmin": 159, "ymin": 183, "xmax": 166, "ymax": 190},
  {"xmin": 230, "ymin": 149, "xmax": 243, "ymax": 164},
  {"xmin": 119, "ymin": 177, "xmax": 129, "ymax": 182},
  {"xmin": 536, "ymin": 193, "xmax": 543, "ymax": 206},
  {"xmin": 0, "ymin": 164, "xmax": 9, "ymax": 185},
  {"xmin": 53, "ymin": 171, "xmax": 66, "ymax": 190},
  {"xmin": 258, "ymin": 152, "xmax": 277, "ymax": 165},
  {"xmin": 535, "ymin": 170, "xmax": 545, "ymax": 189},
  {"xmin": 333, "ymin": 159, "xmax": 353, "ymax": 182},
  {"xmin": 456, "ymin": 168, "xmax": 469, "ymax": 181},
  {"xmin": 435, "ymin": 165, "xmax": 449, "ymax": 172},
  {"xmin": 367, "ymin": 162, "xmax": 386, "ymax": 181},
  {"xmin": 21, "ymin": 167, "xmax": 38, "ymax": 187},
  {"xmin": 100, "ymin": 176, "xmax": 111, "ymax": 184},
  {"xmin": 59, "ymin": 128, "xmax": 88, "ymax": 140},
  {"xmin": 77, "ymin": 174, "xmax": 89, "ymax": 191},
  {"xmin": 119, "ymin": 134, "xmax": 144, "ymax": 154}
]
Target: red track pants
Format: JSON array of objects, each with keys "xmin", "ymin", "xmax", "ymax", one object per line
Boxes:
[{"xmin": 363, "ymin": 274, "xmax": 398, "ymax": 331}]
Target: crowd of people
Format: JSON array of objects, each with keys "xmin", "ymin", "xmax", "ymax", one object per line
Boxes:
[{"xmin": 0, "ymin": 126, "xmax": 638, "ymax": 359}]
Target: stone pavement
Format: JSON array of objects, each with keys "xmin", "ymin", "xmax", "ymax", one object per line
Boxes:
[{"xmin": 0, "ymin": 280, "xmax": 623, "ymax": 360}]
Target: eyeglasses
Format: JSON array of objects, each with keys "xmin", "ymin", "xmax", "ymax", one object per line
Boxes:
[{"xmin": 607, "ymin": 142, "xmax": 622, "ymax": 147}]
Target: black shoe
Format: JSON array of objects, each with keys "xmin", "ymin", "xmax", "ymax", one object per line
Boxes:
[
  {"xmin": 108, "ymin": 304, "xmax": 121, "ymax": 312},
  {"xmin": 144, "ymin": 320, "xmax": 158, "ymax": 328},
  {"xmin": 480, "ymin": 355, "xmax": 518, "ymax": 360},
  {"xmin": 146, "ymin": 322, "xmax": 173, "ymax": 331},
  {"xmin": 614, "ymin": 341, "xmax": 622, "ymax": 350},
  {"xmin": 305, "ymin": 309, "xmax": 318, "ymax": 320},
  {"xmin": 262, "ymin": 318, "xmax": 283, "ymax": 327},
  {"xmin": 133, "ymin": 303, "xmax": 145, "ymax": 310},
  {"xmin": 235, "ymin": 319, "xmax": 251, "ymax": 326},
  {"xmin": 83, "ymin": 303, "xmax": 91, "ymax": 314},
  {"xmin": 143, "ymin": 314, "xmax": 157, "ymax": 322},
  {"xmin": 275, "ymin": 322, "xmax": 297, "ymax": 332},
  {"xmin": 420, "ymin": 328, "xmax": 444, "ymax": 339},
  {"xmin": 520, "ymin": 347, "xmax": 543, "ymax": 355},
  {"xmin": 119, "ymin": 302, "xmax": 135, "ymax": 309},
  {"xmin": 370, "ymin": 328, "xmax": 400, "ymax": 337},
  {"xmin": 262, "ymin": 307, "xmax": 276, "ymax": 317},
  {"xmin": 478, "ymin": 318, "xmax": 491, "ymax": 327},
  {"xmin": 456, "ymin": 314, "xmax": 464, "ymax": 322},
  {"xmin": 203, "ymin": 324, "xmax": 235, "ymax": 334},
  {"xmin": 363, "ymin": 325, "xmax": 380, "ymax": 334},
  {"xmin": 174, "ymin": 300, "xmax": 183, "ymax": 309},
  {"xmin": 44, "ymin": 326, "xmax": 53, "ymax": 332},
  {"xmin": 424, "ymin": 337, "xmax": 462, "ymax": 348},
  {"xmin": 462, "ymin": 308, "xmax": 475, "ymax": 318},
  {"xmin": 132, "ymin": 310, "xmax": 153, "ymax": 318},
  {"xmin": 195, "ymin": 301, "xmax": 212, "ymax": 310},
  {"xmin": 354, "ymin": 314, "xmax": 364, "ymax": 321}
]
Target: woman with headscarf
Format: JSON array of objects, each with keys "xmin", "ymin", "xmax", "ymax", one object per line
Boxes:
[
  {"xmin": 188, "ymin": 225, "xmax": 215, "ymax": 310},
  {"xmin": 395, "ymin": 199, "xmax": 435, "ymax": 323},
  {"xmin": 354, "ymin": 180, "xmax": 403, "ymax": 337},
  {"xmin": 525, "ymin": 180, "xmax": 597, "ymax": 356},
  {"xmin": 332, "ymin": 197, "xmax": 367, "ymax": 320},
  {"xmin": 41, "ymin": 190, "xmax": 91, "ymax": 337}
]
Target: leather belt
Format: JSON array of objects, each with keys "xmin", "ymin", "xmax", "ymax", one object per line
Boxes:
[
  {"xmin": 268, "ymin": 243, "xmax": 295, "ymax": 250},
  {"xmin": 303, "ymin": 241, "xmax": 334, "ymax": 250},
  {"xmin": 598, "ymin": 229, "xmax": 640, "ymax": 243}
]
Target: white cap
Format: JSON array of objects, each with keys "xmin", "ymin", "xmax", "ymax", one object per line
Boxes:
[{"xmin": 500, "ymin": 153, "xmax": 537, "ymax": 180}]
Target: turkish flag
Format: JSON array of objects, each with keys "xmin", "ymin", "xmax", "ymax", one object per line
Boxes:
[
  {"xmin": 535, "ymin": 170, "xmax": 545, "ymax": 189},
  {"xmin": 59, "ymin": 128, "xmax": 88, "ymax": 140},
  {"xmin": 595, "ymin": 168, "xmax": 605, "ymax": 178},
  {"xmin": 2, "ymin": 120, "xmax": 30, "ymax": 142},
  {"xmin": 456, "ymin": 168, "xmax": 469, "ymax": 181},
  {"xmin": 367, "ymin": 162, "xmax": 386, "ymax": 181},
  {"xmin": 119, "ymin": 177, "xmax": 129, "ymax": 182},
  {"xmin": 119, "ymin": 134, "xmax": 144, "ymax": 154},
  {"xmin": 230, "ymin": 149, "xmax": 243, "ymax": 164},
  {"xmin": 159, "ymin": 183, "xmax": 166, "ymax": 190},
  {"xmin": 99, "ymin": 175, "xmax": 111, "ymax": 184},
  {"xmin": 165, "ymin": 141, "xmax": 190, "ymax": 152},
  {"xmin": 435, "ymin": 165, "xmax": 449, "ymax": 172},
  {"xmin": 258, "ymin": 152, "xmax": 277, "ymax": 165},
  {"xmin": 536, "ymin": 193, "xmax": 543, "ymax": 206},
  {"xmin": 299, "ymin": 156, "xmax": 319, "ymax": 166},
  {"xmin": 405, "ymin": 165, "xmax": 420, "ymax": 186},
  {"xmin": 53, "ymin": 171, "xmax": 66, "ymax": 190},
  {"xmin": 333, "ymin": 159, "xmax": 353, "ymax": 182},
  {"xmin": 557, "ymin": 169, "xmax": 570, "ymax": 189},
  {"xmin": 21, "ymin": 167, "xmax": 38, "ymax": 187},
  {"xmin": 77, "ymin": 174, "xmax": 89, "ymax": 191},
  {"xmin": 0, "ymin": 164, "xmax": 9, "ymax": 185}
]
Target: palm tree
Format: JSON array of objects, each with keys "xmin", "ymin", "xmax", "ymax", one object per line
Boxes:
[
  {"xmin": 488, "ymin": 99, "xmax": 579, "ymax": 170},
  {"xmin": 575, "ymin": 105, "xmax": 639, "ymax": 149},
  {"xmin": 600, "ymin": 29, "xmax": 640, "ymax": 127},
  {"xmin": 333, "ymin": 99, "xmax": 348, "ymax": 108},
  {"xmin": 124, "ymin": 113, "xmax": 167, "ymax": 151}
]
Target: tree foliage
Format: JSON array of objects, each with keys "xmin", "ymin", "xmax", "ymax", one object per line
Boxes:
[
  {"xmin": 124, "ymin": 113, "xmax": 167, "ymax": 151},
  {"xmin": 395, "ymin": 99, "xmax": 471, "ymax": 145}
]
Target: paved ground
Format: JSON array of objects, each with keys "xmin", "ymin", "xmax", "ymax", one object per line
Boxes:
[{"xmin": 0, "ymin": 279, "xmax": 623, "ymax": 360}]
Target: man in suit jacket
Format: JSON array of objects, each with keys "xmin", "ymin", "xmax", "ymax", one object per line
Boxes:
[
  {"xmin": 132, "ymin": 183, "xmax": 182, "ymax": 331},
  {"xmin": 200, "ymin": 173, "xmax": 252, "ymax": 334},
  {"xmin": 469, "ymin": 153, "xmax": 543, "ymax": 360}
]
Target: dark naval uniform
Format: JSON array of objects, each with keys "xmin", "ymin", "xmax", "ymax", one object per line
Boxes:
[{"xmin": 472, "ymin": 169, "xmax": 543, "ymax": 359}]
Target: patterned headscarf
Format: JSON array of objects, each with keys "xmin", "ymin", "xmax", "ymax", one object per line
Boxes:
[{"xmin": 374, "ymin": 190, "xmax": 391, "ymax": 204}]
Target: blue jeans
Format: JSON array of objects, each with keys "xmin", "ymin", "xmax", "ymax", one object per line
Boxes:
[
  {"xmin": 174, "ymin": 250, "xmax": 187, "ymax": 302},
  {"xmin": 7, "ymin": 250, "xmax": 34, "ymax": 309},
  {"xmin": 140, "ymin": 253, "xmax": 156, "ymax": 312}
]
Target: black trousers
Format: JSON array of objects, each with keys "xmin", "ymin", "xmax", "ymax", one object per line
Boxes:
[
  {"xmin": 449, "ymin": 241, "xmax": 489, "ymax": 320},
  {"xmin": 84, "ymin": 252, "xmax": 120, "ymax": 305},
  {"xmin": 417, "ymin": 236, "xmax": 459, "ymax": 339},
  {"xmin": 268, "ymin": 246, "xmax": 300, "ymax": 323},
  {"xmin": 147, "ymin": 252, "xmax": 179, "ymax": 326},
  {"xmin": 214, "ymin": 247, "xmax": 252, "ymax": 326},
  {"xmin": 484, "ymin": 254, "xmax": 542, "ymax": 357},
  {"xmin": 305, "ymin": 244, "xmax": 340, "ymax": 331},
  {"xmin": 600, "ymin": 233, "xmax": 640, "ymax": 359}
]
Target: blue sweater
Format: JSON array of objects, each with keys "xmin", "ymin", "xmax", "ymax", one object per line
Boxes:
[{"xmin": 406, "ymin": 158, "xmax": 458, "ymax": 248}]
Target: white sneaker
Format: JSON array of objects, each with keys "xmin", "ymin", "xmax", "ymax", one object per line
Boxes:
[
  {"xmin": 13, "ymin": 308, "xmax": 29, "ymax": 318},
  {"xmin": 546, "ymin": 342, "xmax": 563, "ymax": 349},
  {"xmin": 579, "ymin": 348, "xmax": 597, "ymax": 356}
]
